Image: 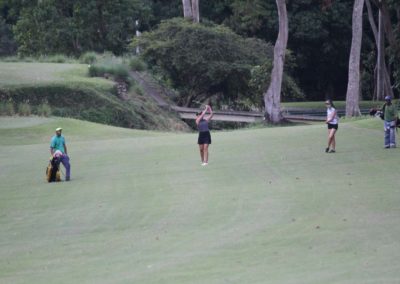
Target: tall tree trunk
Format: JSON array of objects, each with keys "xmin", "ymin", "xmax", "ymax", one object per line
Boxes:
[
  {"xmin": 182, "ymin": 0, "xmax": 193, "ymax": 19},
  {"xmin": 366, "ymin": 0, "xmax": 379, "ymax": 100},
  {"xmin": 397, "ymin": 6, "xmax": 400, "ymax": 33},
  {"xmin": 191, "ymin": 0, "xmax": 200, "ymax": 23},
  {"xmin": 182, "ymin": 0, "xmax": 199, "ymax": 22},
  {"xmin": 345, "ymin": 0, "xmax": 364, "ymax": 117},
  {"xmin": 365, "ymin": 0, "xmax": 394, "ymax": 100},
  {"xmin": 377, "ymin": 5, "xmax": 385, "ymax": 100},
  {"xmin": 263, "ymin": 0, "xmax": 288, "ymax": 123},
  {"xmin": 371, "ymin": 0, "xmax": 397, "ymax": 50},
  {"xmin": 381, "ymin": 1, "xmax": 395, "ymax": 47}
]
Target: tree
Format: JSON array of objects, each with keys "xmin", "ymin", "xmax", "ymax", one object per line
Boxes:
[
  {"xmin": 263, "ymin": 0, "xmax": 288, "ymax": 123},
  {"xmin": 182, "ymin": 0, "xmax": 193, "ymax": 19},
  {"xmin": 345, "ymin": 0, "xmax": 364, "ymax": 117},
  {"xmin": 134, "ymin": 18, "xmax": 273, "ymax": 108},
  {"xmin": 12, "ymin": 0, "xmax": 150, "ymax": 56},
  {"xmin": 192, "ymin": 0, "xmax": 200, "ymax": 23},
  {"xmin": 221, "ymin": 0, "xmax": 355, "ymax": 101},
  {"xmin": 0, "ymin": 17, "xmax": 16, "ymax": 55},
  {"xmin": 365, "ymin": 0, "xmax": 394, "ymax": 100},
  {"xmin": 182, "ymin": 0, "xmax": 199, "ymax": 23}
]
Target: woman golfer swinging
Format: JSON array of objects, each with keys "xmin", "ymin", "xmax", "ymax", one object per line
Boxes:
[{"xmin": 196, "ymin": 105, "xmax": 214, "ymax": 166}]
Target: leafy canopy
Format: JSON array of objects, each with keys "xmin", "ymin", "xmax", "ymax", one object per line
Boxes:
[{"xmin": 135, "ymin": 18, "xmax": 274, "ymax": 108}]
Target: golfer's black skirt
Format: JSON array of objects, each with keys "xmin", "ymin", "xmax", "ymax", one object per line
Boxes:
[
  {"xmin": 327, "ymin": 123, "xmax": 338, "ymax": 130},
  {"xmin": 198, "ymin": 131, "xmax": 211, "ymax": 145}
]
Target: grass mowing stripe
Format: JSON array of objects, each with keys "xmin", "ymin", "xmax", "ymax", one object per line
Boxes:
[{"xmin": 1, "ymin": 117, "xmax": 400, "ymax": 283}]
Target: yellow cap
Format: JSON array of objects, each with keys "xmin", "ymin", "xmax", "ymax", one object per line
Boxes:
[{"xmin": 55, "ymin": 127, "xmax": 62, "ymax": 131}]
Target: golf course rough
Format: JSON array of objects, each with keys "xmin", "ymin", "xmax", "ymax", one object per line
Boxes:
[{"xmin": 0, "ymin": 116, "xmax": 399, "ymax": 284}]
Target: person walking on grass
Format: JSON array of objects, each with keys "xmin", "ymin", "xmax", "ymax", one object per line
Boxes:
[
  {"xmin": 50, "ymin": 127, "xmax": 71, "ymax": 181},
  {"xmin": 382, "ymin": 96, "xmax": 398, "ymax": 148},
  {"xmin": 325, "ymin": 99, "xmax": 339, "ymax": 153},
  {"xmin": 196, "ymin": 105, "xmax": 214, "ymax": 166}
]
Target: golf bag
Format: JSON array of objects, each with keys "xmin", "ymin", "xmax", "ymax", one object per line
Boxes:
[
  {"xmin": 370, "ymin": 107, "xmax": 400, "ymax": 127},
  {"xmin": 46, "ymin": 156, "xmax": 61, "ymax": 182},
  {"xmin": 369, "ymin": 108, "xmax": 384, "ymax": 119}
]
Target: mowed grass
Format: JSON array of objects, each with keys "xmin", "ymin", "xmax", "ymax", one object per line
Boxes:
[
  {"xmin": 281, "ymin": 101, "xmax": 385, "ymax": 110},
  {"xmin": 0, "ymin": 117, "xmax": 400, "ymax": 284},
  {"xmin": 0, "ymin": 62, "xmax": 112, "ymax": 88}
]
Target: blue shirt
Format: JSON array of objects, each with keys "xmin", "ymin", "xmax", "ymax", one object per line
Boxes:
[
  {"xmin": 198, "ymin": 119, "xmax": 209, "ymax": 132},
  {"xmin": 50, "ymin": 135, "xmax": 66, "ymax": 154}
]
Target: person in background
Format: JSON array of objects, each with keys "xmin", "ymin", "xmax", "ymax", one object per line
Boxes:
[
  {"xmin": 196, "ymin": 105, "xmax": 214, "ymax": 166},
  {"xmin": 325, "ymin": 99, "xmax": 339, "ymax": 153},
  {"xmin": 382, "ymin": 96, "xmax": 397, "ymax": 148},
  {"xmin": 50, "ymin": 127, "xmax": 71, "ymax": 181}
]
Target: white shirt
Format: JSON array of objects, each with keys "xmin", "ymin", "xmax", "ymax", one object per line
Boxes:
[{"xmin": 327, "ymin": 107, "xmax": 338, "ymax": 125}]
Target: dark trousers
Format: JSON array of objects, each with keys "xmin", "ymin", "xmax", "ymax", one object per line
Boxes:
[{"xmin": 60, "ymin": 155, "xmax": 71, "ymax": 179}]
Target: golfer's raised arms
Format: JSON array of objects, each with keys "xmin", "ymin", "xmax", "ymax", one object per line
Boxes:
[
  {"xmin": 205, "ymin": 106, "xmax": 214, "ymax": 122},
  {"xmin": 196, "ymin": 106, "xmax": 208, "ymax": 125}
]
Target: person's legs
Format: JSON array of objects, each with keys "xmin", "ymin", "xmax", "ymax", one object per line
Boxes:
[
  {"xmin": 328, "ymin": 129, "xmax": 336, "ymax": 152},
  {"xmin": 384, "ymin": 121, "xmax": 390, "ymax": 148},
  {"xmin": 60, "ymin": 155, "xmax": 71, "ymax": 180},
  {"xmin": 327, "ymin": 129, "xmax": 336, "ymax": 150},
  {"xmin": 326, "ymin": 129, "xmax": 331, "ymax": 152},
  {"xmin": 203, "ymin": 144, "xmax": 209, "ymax": 164},
  {"xmin": 199, "ymin": 145, "xmax": 204, "ymax": 163},
  {"xmin": 390, "ymin": 125, "xmax": 396, "ymax": 148},
  {"xmin": 331, "ymin": 133, "xmax": 336, "ymax": 150}
]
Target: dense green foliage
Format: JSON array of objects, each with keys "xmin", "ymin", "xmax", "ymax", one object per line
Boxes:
[
  {"xmin": 3, "ymin": 0, "xmax": 150, "ymax": 55},
  {"xmin": 0, "ymin": 0, "xmax": 399, "ymax": 102},
  {"xmin": 146, "ymin": 0, "xmax": 399, "ymax": 101},
  {"xmin": 135, "ymin": 19, "xmax": 267, "ymax": 108},
  {"xmin": 0, "ymin": 17, "xmax": 16, "ymax": 55},
  {"xmin": 135, "ymin": 18, "xmax": 302, "ymax": 109}
]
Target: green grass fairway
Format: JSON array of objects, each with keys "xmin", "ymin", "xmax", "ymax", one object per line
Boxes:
[
  {"xmin": 281, "ymin": 101, "xmax": 385, "ymax": 110},
  {"xmin": 1, "ymin": 117, "xmax": 400, "ymax": 283},
  {"xmin": 0, "ymin": 62, "xmax": 112, "ymax": 88}
]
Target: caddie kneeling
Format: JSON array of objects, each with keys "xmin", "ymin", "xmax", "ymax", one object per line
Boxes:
[{"xmin": 50, "ymin": 127, "xmax": 71, "ymax": 181}]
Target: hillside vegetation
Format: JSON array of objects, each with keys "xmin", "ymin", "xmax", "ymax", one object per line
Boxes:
[
  {"xmin": 1, "ymin": 116, "xmax": 399, "ymax": 283},
  {"xmin": 0, "ymin": 62, "xmax": 188, "ymax": 131}
]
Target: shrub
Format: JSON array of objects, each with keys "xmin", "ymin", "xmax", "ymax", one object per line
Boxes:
[
  {"xmin": 88, "ymin": 64, "xmax": 107, "ymax": 77},
  {"xmin": 129, "ymin": 57, "xmax": 146, "ymax": 71},
  {"xmin": 0, "ymin": 101, "xmax": 15, "ymax": 115},
  {"xmin": 0, "ymin": 56, "xmax": 19, "ymax": 62},
  {"xmin": 112, "ymin": 64, "xmax": 130, "ymax": 82},
  {"xmin": 88, "ymin": 62, "xmax": 130, "ymax": 83},
  {"xmin": 133, "ymin": 85, "xmax": 144, "ymax": 96},
  {"xmin": 36, "ymin": 103, "xmax": 52, "ymax": 117},
  {"xmin": 19, "ymin": 56, "xmax": 35, "ymax": 62},
  {"xmin": 133, "ymin": 18, "xmax": 274, "ymax": 107},
  {"xmin": 80, "ymin": 52, "xmax": 98, "ymax": 64},
  {"xmin": 38, "ymin": 54, "xmax": 73, "ymax": 63},
  {"xmin": 17, "ymin": 102, "xmax": 32, "ymax": 116},
  {"xmin": 48, "ymin": 54, "xmax": 67, "ymax": 63}
]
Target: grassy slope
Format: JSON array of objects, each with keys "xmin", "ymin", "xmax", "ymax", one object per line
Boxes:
[
  {"xmin": 0, "ymin": 62, "xmax": 188, "ymax": 131},
  {"xmin": 0, "ymin": 117, "xmax": 399, "ymax": 284},
  {"xmin": 0, "ymin": 62, "xmax": 112, "ymax": 88}
]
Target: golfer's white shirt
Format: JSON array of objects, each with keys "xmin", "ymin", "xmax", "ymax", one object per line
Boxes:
[{"xmin": 327, "ymin": 107, "xmax": 338, "ymax": 124}]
